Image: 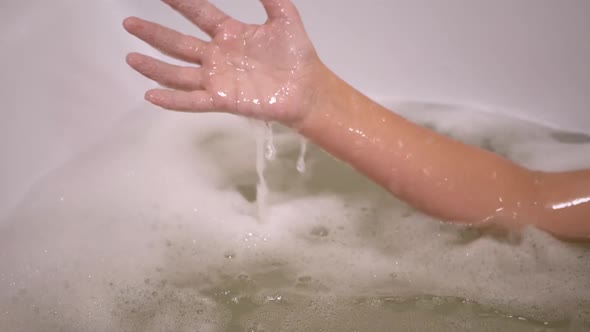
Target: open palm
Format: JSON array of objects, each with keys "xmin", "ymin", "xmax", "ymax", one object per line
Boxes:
[{"xmin": 124, "ymin": 0, "xmax": 321, "ymax": 125}]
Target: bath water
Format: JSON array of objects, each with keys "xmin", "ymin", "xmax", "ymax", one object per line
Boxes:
[{"xmin": 1, "ymin": 102, "xmax": 590, "ymax": 331}]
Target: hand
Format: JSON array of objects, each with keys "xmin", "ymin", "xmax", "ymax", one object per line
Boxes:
[{"xmin": 123, "ymin": 0, "xmax": 323, "ymax": 126}]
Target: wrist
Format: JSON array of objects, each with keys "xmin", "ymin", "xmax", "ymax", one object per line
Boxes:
[{"xmin": 290, "ymin": 62, "xmax": 343, "ymax": 132}]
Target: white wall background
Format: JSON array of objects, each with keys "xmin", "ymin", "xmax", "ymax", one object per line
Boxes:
[{"xmin": 1, "ymin": 0, "xmax": 589, "ymax": 220}]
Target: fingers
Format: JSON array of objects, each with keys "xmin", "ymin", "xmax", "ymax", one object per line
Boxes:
[
  {"xmin": 145, "ymin": 89, "xmax": 215, "ymax": 112},
  {"xmin": 123, "ymin": 16, "xmax": 206, "ymax": 64},
  {"xmin": 126, "ymin": 53, "xmax": 204, "ymax": 91},
  {"xmin": 260, "ymin": 0, "xmax": 301, "ymax": 21},
  {"xmin": 162, "ymin": 0, "xmax": 232, "ymax": 37}
]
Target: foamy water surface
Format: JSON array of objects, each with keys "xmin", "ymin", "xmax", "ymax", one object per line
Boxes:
[{"xmin": 1, "ymin": 102, "xmax": 590, "ymax": 331}]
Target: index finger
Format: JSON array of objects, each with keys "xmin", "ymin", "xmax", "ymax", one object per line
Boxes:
[{"xmin": 162, "ymin": 0, "xmax": 233, "ymax": 37}]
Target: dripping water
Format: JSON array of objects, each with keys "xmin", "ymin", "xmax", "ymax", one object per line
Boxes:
[
  {"xmin": 264, "ymin": 122, "xmax": 276, "ymax": 161},
  {"xmin": 296, "ymin": 137, "xmax": 308, "ymax": 173},
  {"xmin": 254, "ymin": 121, "xmax": 276, "ymax": 223}
]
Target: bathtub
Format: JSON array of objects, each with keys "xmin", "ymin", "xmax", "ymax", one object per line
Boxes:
[{"xmin": 1, "ymin": 0, "xmax": 590, "ymax": 331}]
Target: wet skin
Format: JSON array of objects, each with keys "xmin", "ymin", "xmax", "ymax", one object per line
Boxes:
[{"xmin": 124, "ymin": 0, "xmax": 590, "ymax": 240}]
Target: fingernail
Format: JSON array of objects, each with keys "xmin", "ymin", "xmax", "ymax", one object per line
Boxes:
[
  {"xmin": 122, "ymin": 17, "xmax": 137, "ymax": 30},
  {"xmin": 126, "ymin": 53, "xmax": 141, "ymax": 66},
  {"xmin": 145, "ymin": 90, "xmax": 159, "ymax": 102},
  {"xmin": 125, "ymin": 53, "xmax": 135, "ymax": 65}
]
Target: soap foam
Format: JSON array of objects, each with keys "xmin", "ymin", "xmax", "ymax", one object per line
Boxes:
[{"xmin": 1, "ymin": 102, "xmax": 589, "ymax": 331}]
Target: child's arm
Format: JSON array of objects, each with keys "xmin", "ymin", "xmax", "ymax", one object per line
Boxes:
[
  {"xmin": 124, "ymin": 0, "xmax": 590, "ymax": 239},
  {"xmin": 298, "ymin": 65, "xmax": 590, "ymax": 239}
]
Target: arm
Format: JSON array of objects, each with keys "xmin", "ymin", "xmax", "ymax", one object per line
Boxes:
[
  {"xmin": 123, "ymin": 0, "xmax": 590, "ymax": 239},
  {"xmin": 299, "ymin": 66, "xmax": 590, "ymax": 239}
]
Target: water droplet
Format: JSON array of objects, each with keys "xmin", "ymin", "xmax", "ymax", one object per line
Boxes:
[{"xmin": 264, "ymin": 294, "xmax": 284, "ymax": 303}]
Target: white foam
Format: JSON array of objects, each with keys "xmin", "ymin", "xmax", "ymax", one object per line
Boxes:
[{"xmin": 1, "ymin": 102, "xmax": 589, "ymax": 331}]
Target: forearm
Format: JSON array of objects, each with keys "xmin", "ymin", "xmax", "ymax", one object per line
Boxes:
[
  {"xmin": 295, "ymin": 64, "xmax": 588, "ymax": 236},
  {"xmin": 534, "ymin": 171, "xmax": 590, "ymax": 239}
]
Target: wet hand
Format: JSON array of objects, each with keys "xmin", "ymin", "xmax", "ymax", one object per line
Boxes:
[{"xmin": 123, "ymin": 0, "xmax": 323, "ymax": 125}]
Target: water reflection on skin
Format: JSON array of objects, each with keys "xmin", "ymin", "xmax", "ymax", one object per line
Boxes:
[{"xmin": 552, "ymin": 196, "xmax": 590, "ymax": 210}]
